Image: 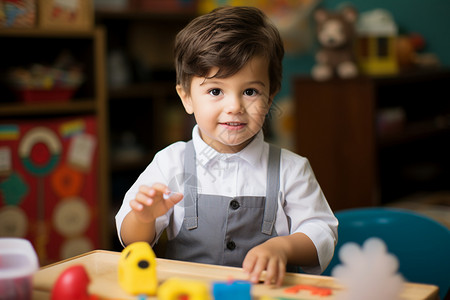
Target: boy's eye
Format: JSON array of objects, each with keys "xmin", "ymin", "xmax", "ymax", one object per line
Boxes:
[
  {"xmin": 244, "ymin": 88, "xmax": 259, "ymax": 96},
  {"xmin": 209, "ymin": 88, "xmax": 222, "ymax": 96}
]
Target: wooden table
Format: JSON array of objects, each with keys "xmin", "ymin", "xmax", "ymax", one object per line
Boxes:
[{"xmin": 32, "ymin": 250, "xmax": 439, "ymax": 300}]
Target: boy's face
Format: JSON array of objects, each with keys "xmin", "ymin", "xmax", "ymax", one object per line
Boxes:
[{"xmin": 177, "ymin": 55, "xmax": 274, "ymax": 153}]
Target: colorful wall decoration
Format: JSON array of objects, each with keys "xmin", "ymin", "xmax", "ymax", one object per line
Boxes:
[{"xmin": 0, "ymin": 116, "xmax": 99, "ymax": 265}]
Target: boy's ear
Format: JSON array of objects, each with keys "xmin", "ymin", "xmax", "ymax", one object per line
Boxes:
[
  {"xmin": 176, "ymin": 85, "xmax": 194, "ymax": 114},
  {"xmin": 268, "ymin": 91, "xmax": 276, "ymax": 107}
]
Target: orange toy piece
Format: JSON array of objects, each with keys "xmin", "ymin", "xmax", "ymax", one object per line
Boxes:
[{"xmin": 284, "ymin": 284, "xmax": 332, "ymax": 296}]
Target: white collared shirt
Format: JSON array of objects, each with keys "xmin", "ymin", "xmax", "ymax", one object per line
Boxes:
[{"xmin": 116, "ymin": 125, "xmax": 338, "ymax": 274}]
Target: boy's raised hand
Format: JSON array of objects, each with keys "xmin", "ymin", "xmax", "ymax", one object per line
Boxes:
[{"xmin": 130, "ymin": 183, "xmax": 183, "ymax": 224}]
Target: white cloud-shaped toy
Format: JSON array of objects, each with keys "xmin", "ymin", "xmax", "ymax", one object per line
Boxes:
[{"xmin": 332, "ymin": 238, "xmax": 405, "ymax": 300}]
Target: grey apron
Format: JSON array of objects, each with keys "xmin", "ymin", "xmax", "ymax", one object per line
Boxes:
[{"xmin": 165, "ymin": 140, "xmax": 281, "ymax": 267}]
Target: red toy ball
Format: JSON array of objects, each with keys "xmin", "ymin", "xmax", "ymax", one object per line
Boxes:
[{"xmin": 51, "ymin": 265, "xmax": 97, "ymax": 300}]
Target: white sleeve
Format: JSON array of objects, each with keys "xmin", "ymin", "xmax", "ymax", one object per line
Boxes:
[
  {"xmin": 279, "ymin": 149, "xmax": 338, "ymax": 274},
  {"xmin": 114, "ymin": 142, "xmax": 186, "ymax": 247}
]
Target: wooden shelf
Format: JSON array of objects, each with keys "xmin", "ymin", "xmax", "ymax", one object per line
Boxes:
[
  {"xmin": 369, "ymin": 68, "xmax": 450, "ymax": 86},
  {"xmin": 378, "ymin": 118, "xmax": 450, "ymax": 147},
  {"xmin": 95, "ymin": 8, "xmax": 197, "ymax": 21},
  {"xmin": 0, "ymin": 100, "xmax": 97, "ymax": 116},
  {"xmin": 0, "ymin": 27, "xmax": 99, "ymax": 38}
]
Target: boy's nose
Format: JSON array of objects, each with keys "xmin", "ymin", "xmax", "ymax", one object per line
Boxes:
[{"xmin": 225, "ymin": 95, "xmax": 244, "ymax": 114}]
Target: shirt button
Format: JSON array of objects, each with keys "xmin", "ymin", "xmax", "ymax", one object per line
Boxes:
[
  {"xmin": 230, "ymin": 200, "xmax": 240, "ymax": 210},
  {"xmin": 226, "ymin": 241, "xmax": 236, "ymax": 250}
]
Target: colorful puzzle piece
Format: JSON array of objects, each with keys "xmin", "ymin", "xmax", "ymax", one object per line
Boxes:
[
  {"xmin": 284, "ymin": 284, "xmax": 332, "ymax": 296},
  {"xmin": 158, "ymin": 278, "xmax": 211, "ymax": 300}
]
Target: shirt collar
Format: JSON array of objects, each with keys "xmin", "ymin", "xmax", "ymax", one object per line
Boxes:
[{"xmin": 191, "ymin": 125, "xmax": 266, "ymax": 167}]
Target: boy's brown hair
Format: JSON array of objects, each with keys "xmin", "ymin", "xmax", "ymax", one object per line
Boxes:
[{"xmin": 174, "ymin": 6, "xmax": 284, "ymax": 97}]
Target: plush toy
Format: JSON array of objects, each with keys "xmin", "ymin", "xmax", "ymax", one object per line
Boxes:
[{"xmin": 311, "ymin": 6, "xmax": 359, "ymax": 81}]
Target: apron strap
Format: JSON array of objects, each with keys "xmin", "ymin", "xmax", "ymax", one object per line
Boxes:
[
  {"xmin": 183, "ymin": 140, "xmax": 198, "ymax": 230},
  {"xmin": 262, "ymin": 144, "xmax": 281, "ymax": 235}
]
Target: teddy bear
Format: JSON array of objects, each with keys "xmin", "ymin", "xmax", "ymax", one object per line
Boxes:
[{"xmin": 311, "ymin": 6, "xmax": 359, "ymax": 81}]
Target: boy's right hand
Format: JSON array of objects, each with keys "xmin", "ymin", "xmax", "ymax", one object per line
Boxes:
[{"xmin": 129, "ymin": 183, "xmax": 183, "ymax": 224}]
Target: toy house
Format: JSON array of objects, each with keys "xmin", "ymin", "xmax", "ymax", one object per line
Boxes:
[{"xmin": 356, "ymin": 9, "xmax": 399, "ymax": 75}]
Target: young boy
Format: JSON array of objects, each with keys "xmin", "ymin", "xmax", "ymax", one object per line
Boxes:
[{"xmin": 115, "ymin": 6, "xmax": 338, "ymax": 286}]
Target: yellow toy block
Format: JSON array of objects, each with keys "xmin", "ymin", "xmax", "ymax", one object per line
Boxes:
[
  {"xmin": 118, "ymin": 242, "xmax": 158, "ymax": 296},
  {"xmin": 157, "ymin": 278, "xmax": 211, "ymax": 300}
]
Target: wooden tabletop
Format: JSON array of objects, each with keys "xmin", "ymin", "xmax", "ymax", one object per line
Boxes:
[{"xmin": 32, "ymin": 250, "xmax": 439, "ymax": 300}]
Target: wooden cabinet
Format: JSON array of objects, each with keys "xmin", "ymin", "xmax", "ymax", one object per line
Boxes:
[
  {"xmin": 0, "ymin": 28, "xmax": 110, "ymax": 254},
  {"xmin": 293, "ymin": 70, "xmax": 450, "ymax": 211}
]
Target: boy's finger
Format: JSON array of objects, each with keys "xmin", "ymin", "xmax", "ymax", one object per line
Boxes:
[
  {"xmin": 242, "ymin": 253, "xmax": 257, "ymax": 275},
  {"xmin": 265, "ymin": 259, "xmax": 278, "ymax": 286},
  {"xmin": 138, "ymin": 183, "xmax": 168, "ymax": 198},
  {"xmin": 152, "ymin": 182, "xmax": 170, "ymax": 193},
  {"xmin": 163, "ymin": 191, "xmax": 183, "ymax": 201},
  {"xmin": 135, "ymin": 192, "xmax": 152, "ymax": 205},
  {"xmin": 130, "ymin": 199, "xmax": 144, "ymax": 211},
  {"xmin": 138, "ymin": 185, "xmax": 153, "ymax": 196},
  {"xmin": 276, "ymin": 261, "xmax": 285, "ymax": 287},
  {"xmin": 250, "ymin": 258, "xmax": 268, "ymax": 283}
]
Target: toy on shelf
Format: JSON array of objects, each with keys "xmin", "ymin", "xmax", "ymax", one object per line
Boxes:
[
  {"xmin": 396, "ymin": 33, "xmax": 424, "ymax": 70},
  {"xmin": 311, "ymin": 6, "xmax": 359, "ymax": 81},
  {"xmin": 0, "ymin": 0, "xmax": 36, "ymax": 28},
  {"xmin": 356, "ymin": 9, "xmax": 398, "ymax": 76},
  {"xmin": 158, "ymin": 278, "xmax": 211, "ymax": 300},
  {"xmin": 118, "ymin": 241, "xmax": 158, "ymax": 296},
  {"xmin": 38, "ymin": 0, "xmax": 93, "ymax": 30},
  {"xmin": 396, "ymin": 33, "xmax": 440, "ymax": 70},
  {"xmin": 5, "ymin": 51, "xmax": 84, "ymax": 103}
]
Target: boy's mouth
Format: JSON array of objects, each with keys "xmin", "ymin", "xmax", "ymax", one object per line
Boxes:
[
  {"xmin": 220, "ymin": 122, "xmax": 246, "ymax": 128},
  {"xmin": 225, "ymin": 122, "xmax": 245, "ymax": 126}
]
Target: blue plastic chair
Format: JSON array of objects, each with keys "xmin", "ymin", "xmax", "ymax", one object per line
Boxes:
[{"xmin": 322, "ymin": 207, "xmax": 450, "ymax": 299}]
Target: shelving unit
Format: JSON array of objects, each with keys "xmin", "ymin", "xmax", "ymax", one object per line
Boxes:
[
  {"xmin": 293, "ymin": 69, "xmax": 450, "ymax": 211},
  {"xmin": 0, "ymin": 101, "xmax": 96, "ymax": 116},
  {"xmin": 0, "ymin": 27, "xmax": 110, "ymax": 254},
  {"xmin": 95, "ymin": 9, "xmax": 196, "ymax": 249}
]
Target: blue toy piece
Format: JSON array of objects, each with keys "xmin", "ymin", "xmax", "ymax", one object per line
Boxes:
[
  {"xmin": 212, "ymin": 280, "xmax": 251, "ymax": 300},
  {"xmin": 322, "ymin": 207, "xmax": 450, "ymax": 299}
]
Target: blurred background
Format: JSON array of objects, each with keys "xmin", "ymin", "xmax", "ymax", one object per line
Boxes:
[{"xmin": 1, "ymin": 0, "xmax": 449, "ymax": 264}]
